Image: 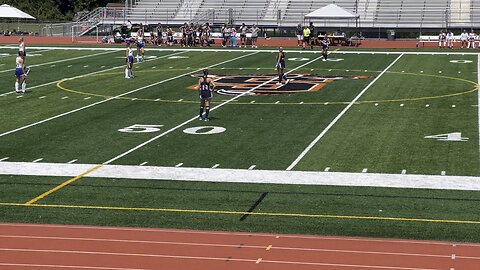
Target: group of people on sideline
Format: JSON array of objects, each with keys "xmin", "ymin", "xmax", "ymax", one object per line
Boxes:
[{"xmin": 437, "ymin": 30, "xmax": 480, "ymax": 49}]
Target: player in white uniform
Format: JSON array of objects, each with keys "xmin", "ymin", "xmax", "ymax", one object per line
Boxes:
[
  {"xmin": 125, "ymin": 41, "xmax": 135, "ymax": 79},
  {"xmin": 15, "ymin": 53, "xmax": 27, "ymax": 93},
  {"xmin": 18, "ymin": 37, "xmax": 26, "ymax": 61},
  {"xmin": 136, "ymin": 24, "xmax": 145, "ymax": 62},
  {"xmin": 460, "ymin": 30, "xmax": 468, "ymax": 49},
  {"xmin": 446, "ymin": 31, "xmax": 454, "ymax": 49},
  {"xmin": 468, "ymin": 30, "xmax": 476, "ymax": 49}
]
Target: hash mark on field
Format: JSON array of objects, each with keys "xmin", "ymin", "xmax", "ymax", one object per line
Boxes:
[
  {"xmin": 362, "ymin": 168, "xmax": 368, "ymax": 173},
  {"xmin": 140, "ymin": 162, "xmax": 148, "ymax": 166},
  {"xmin": 401, "ymin": 169, "xmax": 407, "ymax": 174},
  {"xmin": 67, "ymin": 65, "xmax": 72, "ymax": 68},
  {"xmin": 441, "ymin": 171, "xmax": 446, "ymax": 176},
  {"xmin": 0, "ymin": 157, "xmax": 9, "ymax": 162},
  {"xmin": 61, "ymin": 96, "xmax": 69, "ymax": 99},
  {"xmin": 248, "ymin": 165, "xmax": 256, "ymax": 170},
  {"xmin": 67, "ymin": 159, "xmax": 77, "ymax": 164},
  {"xmin": 175, "ymin": 163, "xmax": 183, "ymax": 167},
  {"xmin": 16, "ymin": 96, "xmax": 23, "ymax": 99},
  {"xmin": 83, "ymin": 65, "xmax": 89, "ymax": 68},
  {"xmin": 32, "ymin": 158, "xmax": 43, "ymax": 163},
  {"xmin": 83, "ymin": 97, "xmax": 91, "ymax": 100},
  {"xmin": 324, "ymin": 167, "xmax": 331, "ymax": 172},
  {"xmin": 212, "ymin": 164, "xmax": 220, "ymax": 169},
  {"xmin": 39, "ymin": 96, "xmax": 46, "ymax": 99}
]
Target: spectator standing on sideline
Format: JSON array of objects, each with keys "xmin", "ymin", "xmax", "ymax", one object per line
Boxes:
[
  {"xmin": 126, "ymin": 20, "xmax": 132, "ymax": 37},
  {"xmin": 309, "ymin": 22, "xmax": 315, "ymax": 49},
  {"xmin": 230, "ymin": 26, "xmax": 237, "ymax": 47},
  {"xmin": 302, "ymin": 26, "xmax": 310, "ymax": 49},
  {"xmin": 239, "ymin": 23, "xmax": 248, "ymax": 48},
  {"xmin": 461, "ymin": 29, "xmax": 468, "ymax": 48},
  {"xmin": 250, "ymin": 24, "xmax": 259, "ymax": 48},
  {"xmin": 156, "ymin": 23, "xmax": 163, "ymax": 46},
  {"xmin": 295, "ymin": 24, "xmax": 303, "ymax": 47}
]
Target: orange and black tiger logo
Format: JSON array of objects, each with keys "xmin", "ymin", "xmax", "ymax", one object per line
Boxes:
[{"xmin": 188, "ymin": 74, "xmax": 370, "ymax": 96}]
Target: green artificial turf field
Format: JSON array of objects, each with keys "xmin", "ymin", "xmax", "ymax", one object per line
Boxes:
[{"xmin": 1, "ymin": 45, "xmax": 479, "ymax": 242}]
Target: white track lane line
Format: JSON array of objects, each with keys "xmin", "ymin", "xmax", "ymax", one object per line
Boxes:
[
  {"xmin": 286, "ymin": 54, "xmax": 404, "ymax": 171},
  {"xmin": 0, "ymin": 263, "xmax": 148, "ymax": 270},
  {"xmin": 103, "ymin": 55, "xmax": 323, "ymax": 165},
  {"xmin": 0, "ymin": 51, "xmax": 185, "ymax": 97},
  {"xmin": 0, "ymin": 50, "xmax": 114, "ymax": 74},
  {"xmin": 0, "ymin": 248, "xmax": 442, "ymax": 270},
  {"xmin": 0, "ymin": 234, "xmax": 462, "ymax": 259},
  {"xmin": 3, "ymin": 222, "xmax": 479, "ymax": 247},
  {"xmin": 0, "ymin": 52, "xmax": 190, "ymax": 138}
]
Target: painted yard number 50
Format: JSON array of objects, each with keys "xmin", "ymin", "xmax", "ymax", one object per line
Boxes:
[{"xmin": 118, "ymin": 124, "xmax": 226, "ymax": 135}]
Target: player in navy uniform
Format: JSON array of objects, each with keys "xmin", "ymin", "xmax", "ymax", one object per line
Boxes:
[
  {"xmin": 198, "ymin": 69, "xmax": 216, "ymax": 121},
  {"xmin": 321, "ymin": 36, "xmax": 330, "ymax": 61},
  {"xmin": 276, "ymin": 47, "xmax": 287, "ymax": 84}
]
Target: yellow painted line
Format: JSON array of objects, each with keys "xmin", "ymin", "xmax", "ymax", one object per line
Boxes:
[
  {"xmin": 56, "ymin": 70, "xmax": 478, "ymax": 106},
  {"xmin": 1, "ymin": 202, "xmax": 480, "ymax": 225},
  {"xmin": 24, "ymin": 165, "xmax": 102, "ymax": 205}
]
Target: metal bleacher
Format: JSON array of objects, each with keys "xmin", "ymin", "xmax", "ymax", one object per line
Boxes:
[{"xmin": 120, "ymin": 0, "xmax": 480, "ymax": 28}]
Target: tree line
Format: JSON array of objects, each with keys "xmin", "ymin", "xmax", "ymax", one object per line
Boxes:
[{"xmin": 0, "ymin": 0, "xmax": 123, "ymax": 21}]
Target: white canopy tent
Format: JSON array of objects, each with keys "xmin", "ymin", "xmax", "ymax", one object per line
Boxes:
[
  {"xmin": 0, "ymin": 4, "xmax": 35, "ymax": 19},
  {"xmin": 304, "ymin": 4, "xmax": 360, "ymax": 27},
  {"xmin": 0, "ymin": 4, "xmax": 36, "ymax": 34}
]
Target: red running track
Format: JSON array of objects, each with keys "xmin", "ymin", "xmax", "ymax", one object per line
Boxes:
[{"xmin": 0, "ymin": 223, "xmax": 479, "ymax": 270}]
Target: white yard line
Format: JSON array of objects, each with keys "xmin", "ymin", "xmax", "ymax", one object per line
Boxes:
[
  {"xmin": 103, "ymin": 55, "xmax": 323, "ymax": 165},
  {"xmin": 0, "ymin": 51, "xmax": 114, "ymax": 74},
  {"xmin": 0, "ymin": 52, "xmax": 191, "ymax": 137},
  {"xmin": 286, "ymin": 54, "xmax": 405, "ymax": 171},
  {"xmin": 1, "ymin": 162, "xmax": 480, "ymax": 191}
]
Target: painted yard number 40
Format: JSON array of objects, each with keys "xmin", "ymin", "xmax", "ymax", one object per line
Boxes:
[
  {"xmin": 424, "ymin": 132, "xmax": 469, "ymax": 142},
  {"xmin": 118, "ymin": 124, "xmax": 226, "ymax": 135}
]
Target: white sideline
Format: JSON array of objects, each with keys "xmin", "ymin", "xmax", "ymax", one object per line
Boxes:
[
  {"xmin": 0, "ymin": 50, "xmax": 257, "ymax": 139},
  {"xmin": 286, "ymin": 54, "xmax": 405, "ymax": 171},
  {"xmin": 0, "ymin": 50, "xmax": 114, "ymax": 74},
  {"xmin": 1, "ymin": 162, "xmax": 480, "ymax": 191},
  {"xmin": 103, "ymin": 55, "xmax": 323, "ymax": 164},
  {"xmin": 0, "ymin": 50, "xmax": 185, "ymax": 97},
  {"xmin": 478, "ymin": 54, "xmax": 480, "ymax": 166},
  {"xmin": 3, "ymin": 45, "xmax": 480, "ymax": 55}
]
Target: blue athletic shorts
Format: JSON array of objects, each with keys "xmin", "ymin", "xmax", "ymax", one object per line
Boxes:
[{"xmin": 15, "ymin": 68, "xmax": 24, "ymax": 77}]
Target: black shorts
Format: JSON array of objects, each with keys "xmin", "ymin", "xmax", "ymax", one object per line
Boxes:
[
  {"xmin": 303, "ymin": 37, "xmax": 310, "ymax": 42},
  {"xmin": 240, "ymin": 34, "xmax": 246, "ymax": 38},
  {"xmin": 19, "ymin": 51, "xmax": 26, "ymax": 57}
]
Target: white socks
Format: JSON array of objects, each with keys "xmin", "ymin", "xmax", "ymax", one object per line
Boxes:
[
  {"xmin": 15, "ymin": 82, "xmax": 19, "ymax": 92},
  {"xmin": 125, "ymin": 68, "xmax": 129, "ymax": 78},
  {"xmin": 22, "ymin": 82, "xmax": 26, "ymax": 92}
]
